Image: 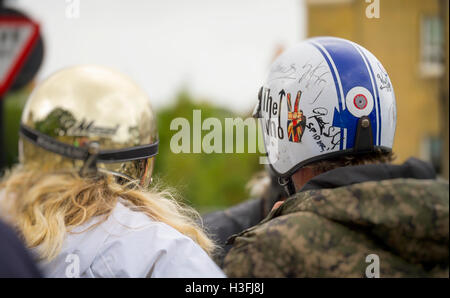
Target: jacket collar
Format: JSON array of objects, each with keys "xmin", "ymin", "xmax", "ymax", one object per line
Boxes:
[{"xmin": 300, "ymin": 157, "xmax": 436, "ymax": 192}]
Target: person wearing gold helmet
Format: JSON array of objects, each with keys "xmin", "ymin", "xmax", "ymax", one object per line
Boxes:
[{"xmin": 0, "ymin": 65, "xmax": 225, "ymax": 278}]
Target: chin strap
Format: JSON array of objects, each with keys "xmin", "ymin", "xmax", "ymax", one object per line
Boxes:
[
  {"xmin": 20, "ymin": 124, "xmax": 159, "ymax": 177},
  {"xmin": 278, "ymin": 176, "xmax": 296, "ymax": 197},
  {"xmin": 79, "ymin": 142, "xmax": 100, "ymax": 177}
]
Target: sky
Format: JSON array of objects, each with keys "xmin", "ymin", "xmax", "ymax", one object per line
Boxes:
[{"xmin": 6, "ymin": 0, "xmax": 306, "ymax": 113}]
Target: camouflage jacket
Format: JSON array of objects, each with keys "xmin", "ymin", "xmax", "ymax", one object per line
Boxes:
[{"xmin": 223, "ymin": 159, "xmax": 449, "ymax": 277}]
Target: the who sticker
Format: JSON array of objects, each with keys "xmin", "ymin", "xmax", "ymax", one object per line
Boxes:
[{"xmin": 286, "ymin": 91, "xmax": 307, "ymax": 143}]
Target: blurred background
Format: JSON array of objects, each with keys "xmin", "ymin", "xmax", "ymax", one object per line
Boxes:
[{"xmin": 0, "ymin": 0, "xmax": 448, "ymax": 213}]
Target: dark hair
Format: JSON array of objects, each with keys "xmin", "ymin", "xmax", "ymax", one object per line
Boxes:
[{"xmin": 305, "ymin": 148, "xmax": 396, "ymax": 175}]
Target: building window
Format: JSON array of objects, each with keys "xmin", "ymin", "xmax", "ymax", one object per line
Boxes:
[
  {"xmin": 420, "ymin": 16, "xmax": 444, "ymax": 77},
  {"xmin": 420, "ymin": 136, "xmax": 443, "ymax": 175}
]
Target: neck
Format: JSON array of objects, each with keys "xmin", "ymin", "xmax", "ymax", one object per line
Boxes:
[{"xmin": 291, "ymin": 167, "xmax": 318, "ymax": 192}]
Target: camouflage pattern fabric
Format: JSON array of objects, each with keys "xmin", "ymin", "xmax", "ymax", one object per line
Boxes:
[{"xmin": 224, "ymin": 178, "xmax": 449, "ymax": 277}]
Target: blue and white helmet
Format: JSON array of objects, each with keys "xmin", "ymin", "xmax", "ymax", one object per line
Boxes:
[{"xmin": 254, "ymin": 37, "xmax": 396, "ymax": 178}]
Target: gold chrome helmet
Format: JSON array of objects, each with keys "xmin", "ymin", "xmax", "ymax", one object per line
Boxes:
[{"xmin": 19, "ymin": 65, "xmax": 158, "ymax": 187}]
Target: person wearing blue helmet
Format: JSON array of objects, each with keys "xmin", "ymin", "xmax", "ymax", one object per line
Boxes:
[{"xmin": 223, "ymin": 37, "xmax": 449, "ymax": 278}]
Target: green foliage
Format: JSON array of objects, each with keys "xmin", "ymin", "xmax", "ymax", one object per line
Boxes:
[
  {"xmin": 34, "ymin": 108, "xmax": 77, "ymax": 137},
  {"xmin": 3, "ymin": 87, "xmax": 29, "ymax": 166},
  {"xmin": 154, "ymin": 90, "xmax": 263, "ymax": 212}
]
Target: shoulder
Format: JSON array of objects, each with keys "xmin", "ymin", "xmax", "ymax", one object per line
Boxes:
[
  {"xmin": 223, "ymin": 211, "xmax": 325, "ymax": 277},
  {"xmin": 89, "ymin": 201, "xmax": 225, "ymax": 278},
  {"xmin": 223, "ymin": 210, "xmax": 367, "ymax": 277}
]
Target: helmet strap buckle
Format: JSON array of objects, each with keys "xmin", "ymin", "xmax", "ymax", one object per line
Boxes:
[
  {"xmin": 353, "ymin": 116, "xmax": 374, "ymax": 153},
  {"xmin": 79, "ymin": 142, "xmax": 100, "ymax": 177},
  {"xmin": 278, "ymin": 176, "xmax": 296, "ymax": 197}
]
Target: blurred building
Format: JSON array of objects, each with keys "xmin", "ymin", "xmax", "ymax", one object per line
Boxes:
[{"xmin": 306, "ymin": 0, "xmax": 449, "ymax": 178}]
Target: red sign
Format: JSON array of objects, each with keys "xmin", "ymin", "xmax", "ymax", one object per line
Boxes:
[{"xmin": 0, "ymin": 16, "xmax": 40, "ymax": 97}]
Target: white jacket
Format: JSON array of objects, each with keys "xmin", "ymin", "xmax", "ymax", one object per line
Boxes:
[{"xmin": 34, "ymin": 201, "xmax": 225, "ymax": 278}]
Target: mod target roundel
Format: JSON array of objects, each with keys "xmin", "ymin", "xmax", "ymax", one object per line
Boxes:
[
  {"xmin": 354, "ymin": 94, "xmax": 367, "ymax": 109},
  {"xmin": 345, "ymin": 86, "xmax": 374, "ymax": 117}
]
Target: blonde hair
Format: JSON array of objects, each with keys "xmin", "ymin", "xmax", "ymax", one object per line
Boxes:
[{"xmin": 0, "ymin": 166, "xmax": 215, "ymax": 261}]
